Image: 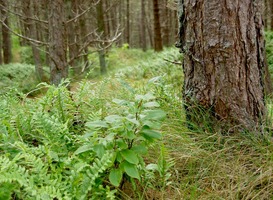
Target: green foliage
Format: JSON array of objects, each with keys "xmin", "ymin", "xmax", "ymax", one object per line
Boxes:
[
  {"xmin": 0, "ymin": 73, "xmax": 168, "ymax": 198},
  {"xmin": 19, "ymin": 46, "xmax": 46, "ymax": 65},
  {"xmin": 0, "ymin": 63, "xmax": 40, "ymax": 94}
]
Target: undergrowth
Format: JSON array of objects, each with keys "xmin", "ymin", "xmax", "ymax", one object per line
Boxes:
[{"xmin": 1, "ymin": 46, "xmax": 273, "ymax": 199}]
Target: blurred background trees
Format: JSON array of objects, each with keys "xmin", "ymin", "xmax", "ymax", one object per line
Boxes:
[{"xmin": 0, "ymin": 0, "xmax": 178, "ymax": 85}]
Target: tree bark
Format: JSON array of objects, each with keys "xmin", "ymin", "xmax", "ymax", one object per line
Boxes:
[
  {"xmin": 125, "ymin": 0, "xmax": 130, "ymax": 46},
  {"xmin": 177, "ymin": 0, "xmax": 266, "ymax": 132},
  {"xmin": 96, "ymin": 0, "xmax": 107, "ymax": 74},
  {"xmin": 0, "ymin": 0, "xmax": 12, "ymax": 63},
  {"xmin": 153, "ymin": 0, "xmax": 163, "ymax": 51},
  {"xmin": 140, "ymin": 0, "xmax": 147, "ymax": 51},
  {"xmin": 48, "ymin": 0, "xmax": 68, "ymax": 85}
]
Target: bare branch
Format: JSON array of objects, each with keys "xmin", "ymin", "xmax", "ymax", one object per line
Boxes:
[{"xmin": 0, "ymin": 18, "xmax": 48, "ymax": 45}]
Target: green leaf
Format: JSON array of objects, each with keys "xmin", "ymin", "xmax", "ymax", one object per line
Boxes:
[
  {"xmin": 143, "ymin": 102, "xmax": 160, "ymax": 108},
  {"xmin": 144, "ymin": 110, "xmax": 166, "ymax": 121},
  {"xmin": 109, "ymin": 168, "xmax": 123, "ymax": 187},
  {"xmin": 93, "ymin": 144, "xmax": 105, "ymax": 158},
  {"xmin": 112, "ymin": 98, "xmax": 129, "ymax": 106},
  {"xmin": 124, "ymin": 162, "xmax": 140, "ymax": 180},
  {"xmin": 86, "ymin": 120, "xmax": 108, "ymax": 129},
  {"xmin": 131, "ymin": 144, "xmax": 148, "ymax": 155},
  {"xmin": 105, "ymin": 115, "xmax": 122, "ymax": 123},
  {"xmin": 74, "ymin": 144, "xmax": 93, "ymax": 155},
  {"xmin": 125, "ymin": 117, "xmax": 140, "ymax": 126},
  {"xmin": 146, "ymin": 163, "xmax": 158, "ymax": 171},
  {"xmin": 140, "ymin": 127, "xmax": 162, "ymax": 141},
  {"xmin": 135, "ymin": 93, "xmax": 155, "ymax": 101},
  {"xmin": 120, "ymin": 149, "xmax": 139, "ymax": 164},
  {"xmin": 116, "ymin": 139, "xmax": 128, "ymax": 149}
]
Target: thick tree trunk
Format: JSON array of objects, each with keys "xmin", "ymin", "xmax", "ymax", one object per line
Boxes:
[
  {"xmin": 153, "ymin": 0, "xmax": 163, "ymax": 52},
  {"xmin": 178, "ymin": 0, "xmax": 266, "ymax": 132},
  {"xmin": 0, "ymin": 0, "xmax": 12, "ymax": 64},
  {"xmin": 48, "ymin": 0, "xmax": 68, "ymax": 85}
]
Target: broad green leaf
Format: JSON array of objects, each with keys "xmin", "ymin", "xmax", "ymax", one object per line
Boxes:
[
  {"xmin": 125, "ymin": 117, "xmax": 140, "ymax": 126},
  {"xmin": 112, "ymin": 98, "xmax": 129, "ymax": 106},
  {"xmin": 74, "ymin": 144, "xmax": 93, "ymax": 155},
  {"xmin": 109, "ymin": 168, "xmax": 123, "ymax": 187},
  {"xmin": 140, "ymin": 127, "xmax": 162, "ymax": 141},
  {"xmin": 116, "ymin": 139, "xmax": 128, "ymax": 149},
  {"xmin": 105, "ymin": 115, "xmax": 122, "ymax": 123},
  {"xmin": 144, "ymin": 110, "xmax": 166, "ymax": 121},
  {"xmin": 135, "ymin": 93, "xmax": 155, "ymax": 101},
  {"xmin": 143, "ymin": 120, "xmax": 161, "ymax": 129},
  {"xmin": 124, "ymin": 130, "xmax": 136, "ymax": 140},
  {"xmin": 124, "ymin": 162, "xmax": 140, "ymax": 180},
  {"xmin": 146, "ymin": 163, "xmax": 158, "ymax": 171},
  {"xmin": 143, "ymin": 102, "xmax": 160, "ymax": 108},
  {"xmin": 93, "ymin": 144, "xmax": 105, "ymax": 158},
  {"xmin": 86, "ymin": 120, "xmax": 108, "ymax": 129},
  {"xmin": 120, "ymin": 149, "xmax": 139, "ymax": 164},
  {"xmin": 131, "ymin": 144, "xmax": 148, "ymax": 155}
]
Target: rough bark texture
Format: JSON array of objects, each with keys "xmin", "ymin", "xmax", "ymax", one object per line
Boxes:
[
  {"xmin": 153, "ymin": 0, "xmax": 163, "ymax": 52},
  {"xmin": 0, "ymin": 0, "xmax": 12, "ymax": 63},
  {"xmin": 178, "ymin": 0, "xmax": 266, "ymax": 131},
  {"xmin": 48, "ymin": 0, "xmax": 68, "ymax": 85}
]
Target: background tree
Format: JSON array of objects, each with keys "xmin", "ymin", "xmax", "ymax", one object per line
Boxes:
[
  {"xmin": 48, "ymin": 0, "xmax": 68, "ymax": 85},
  {"xmin": 0, "ymin": 0, "xmax": 12, "ymax": 63},
  {"xmin": 177, "ymin": 0, "xmax": 267, "ymax": 132},
  {"xmin": 153, "ymin": 0, "xmax": 163, "ymax": 52},
  {"xmin": 96, "ymin": 0, "xmax": 106, "ymax": 74}
]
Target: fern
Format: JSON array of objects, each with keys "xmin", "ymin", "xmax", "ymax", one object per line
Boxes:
[{"xmin": 75, "ymin": 151, "xmax": 115, "ymax": 199}]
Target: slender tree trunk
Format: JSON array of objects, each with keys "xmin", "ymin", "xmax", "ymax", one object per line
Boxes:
[
  {"xmin": 0, "ymin": 11, "xmax": 2, "ymax": 65},
  {"xmin": 270, "ymin": 0, "xmax": 273, "ymax": 30},
  {"xmin": 96, "ymin": 0, "xmax": 106, "ymax": 74},
  {"xmin": 140, "ymin": 0, "xmax": 147, "ymax": 51},
  {"xmin": 178, "ymin": 0, "xmax": 266, "ymax": 132},
  {"xmin": 0, "ymin": 0, "xmax": 12, "ymax": 63},
  {"xmin": 153, "ymin": 0, "xmax": 163, "ymax": 51},
  {"xmin": 48, "ymin": 0, "xmax": 68, "ymax": 85},
  {"xmin": 125, "ymin": 0, "xmax": 130, "ymax": 45},
  {"xmin": 68, "ymin": 0, "xmax": 82, "ymax": 75},
  {"xmin": 162, "ymin": 0, "xmax": 170, "ymax": 46}
]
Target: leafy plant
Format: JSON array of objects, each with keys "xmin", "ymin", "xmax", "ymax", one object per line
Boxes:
[{"xmin": 78, "ymin": 92, "xmax": 166, "ymax": 190}]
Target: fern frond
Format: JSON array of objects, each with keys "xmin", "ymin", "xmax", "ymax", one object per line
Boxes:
[{"xmin": 76, "ymin": 151, "xmax": 115, "ymax": 199}]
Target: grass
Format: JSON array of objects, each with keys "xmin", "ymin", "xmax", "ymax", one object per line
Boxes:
[
  {"xmin": 81, "ymin": 47, "xmax": 273, "ymax": 199},
  {"xmin": 1, "ymin": 46, "xmax": 273, "ymax": 199}
]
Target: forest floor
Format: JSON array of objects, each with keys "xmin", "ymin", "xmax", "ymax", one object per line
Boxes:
[
  {"xmin": 1, "ymin": 47, "xmax": 273, "ymax": 199},
  {"xmin": 72, "ymin": 48, "xmax": 273, "ymax": 199}
]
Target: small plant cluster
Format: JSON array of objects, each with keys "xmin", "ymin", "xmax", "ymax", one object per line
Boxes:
[{"xmin": 0, "ymin": 75, "xmax": 169, "ymax": 199}]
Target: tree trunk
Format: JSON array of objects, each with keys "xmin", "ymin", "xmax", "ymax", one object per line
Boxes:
[
  {"xmin": 0, "ymin": 12, "xmax": 2, "ymax": 65},
  {"xmin": 177, "ymin": 0, "xmax": 266, "ymax": 132},
  {"xmin": 0, "ymin": 0, "xmax": 12, "ymax": 63},
  {"xmin": 96, "ymin": 0, "xmax": 107, "ymax": 74},
  {"xmin": 125, "ymin": 0, "xmax": 130, "ymax": 46},
  {"xmin": 270, "ymin": 0, "xmax": 273, "ymax": 30},
  {"xmin": 153, "ymin": 0, "xmax": 163, "ymax": 51},
  {"xmin": 140, "ymin": 0, "xmax": 147, "ymax": 51},
  {"xmin": 48, "ymin": 0, "xmax": 68, "ymax": 85}
]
